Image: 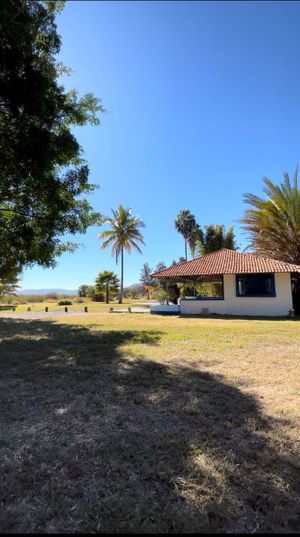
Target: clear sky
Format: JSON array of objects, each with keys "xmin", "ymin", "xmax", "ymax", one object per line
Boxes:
[{"xmin": 20, "ymin": 0, "xmax": 300, "ymax": 290}]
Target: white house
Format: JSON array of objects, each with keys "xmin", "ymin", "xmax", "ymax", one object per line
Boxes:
[{"xmin": 150, "ymin": 249, "xmax": 300, "ymax": 317}]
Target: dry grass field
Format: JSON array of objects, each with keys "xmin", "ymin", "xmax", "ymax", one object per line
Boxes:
[
  {"xmin": 2, "ymin": 297, "xmax": 150, "ymax": 314},
  {"xmin": 0, "ymin": 312, "xmax": 299, "ymax": 533}
]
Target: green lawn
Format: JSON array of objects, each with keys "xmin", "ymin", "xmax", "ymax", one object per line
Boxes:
[{"xmin": 0, "ymin": 313, "xmax": 299, "ymax": 533}]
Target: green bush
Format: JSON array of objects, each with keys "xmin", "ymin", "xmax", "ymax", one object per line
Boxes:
[
  {"xmin": 153, "ymin": 288, "xmax": 169, "ymax": 305},
  {"xmin": 92, "ymin": 293, "xmax": 105, "ymax": 302},
  {"xmin": 58, "ymin": 299, "xmax": 73, "ymax": 306}
]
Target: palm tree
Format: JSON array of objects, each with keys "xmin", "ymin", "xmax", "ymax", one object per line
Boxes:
[
  {"xmin": 240, "ymin": 167, "xmax": 300, "ymax": 264},
  {"xmin": 99, "ymin": 205, "xmax": 145, "ymax": 303},
  {"xmin": 174, "ymin": 209, "xmax": 197, "ymax": 261},
  {"xmin": 188, "ymin": 223, "xmax": 204, "ymax": 259},
  {"xmin": 95, "ymin": 270, "xmax": 119, "ymax": 304},
  {"xmin": 195, "ymin": 224, "xmax": 236, "ymax": 256}
]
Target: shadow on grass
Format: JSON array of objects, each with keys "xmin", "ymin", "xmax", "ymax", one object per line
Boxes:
[{"xmin": 0, "ymin": 318, "xmax": 299, "ymax": 533}]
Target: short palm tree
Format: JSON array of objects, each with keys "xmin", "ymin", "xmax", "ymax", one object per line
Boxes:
[
  {"xmin": 174, "ymin": 209, "xmax": 197, "ymax": 261},
  {"xmin": 240, "ymin": 167, "xmax": 300, "ymax": 264},
  {"xmin": 99, "ymin": 205, "xmax": 145, "ymax": 303},
  {"xmin": 95, "ymin": 270, "xmax": 119, "ymax": 304}
]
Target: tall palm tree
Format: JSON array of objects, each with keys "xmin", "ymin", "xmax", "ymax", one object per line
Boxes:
[
  {"xmin": 188, "ymin": 223, "xmax": 204, "ymax": 259},
  {"xmin": 99, "ymin": 205, "xmax": 145, "ymax": 303},
  {"xmin": 95, "ymin": 270, "xmax": 119, "ymax": 304},
  {"xmin": 240, "ymin": 167, "xmax": 300, "ymax": 264},
  {"xmin": 174, "ymin": 209, "xmax": 197, "ymax": 261}
]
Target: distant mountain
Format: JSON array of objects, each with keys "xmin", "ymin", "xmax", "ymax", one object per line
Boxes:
[
  {"xmin": 127, "ymin": 283, "xmax": 142, "ymax": 289},
  {"xmin": 17, "ymin": 289, "xmax": 77, "ymax": 296}
]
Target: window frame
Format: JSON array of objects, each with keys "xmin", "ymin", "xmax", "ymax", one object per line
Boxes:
[{"xmin": 235, "ymin": 273, "xmax": 276, "ymax": 298}]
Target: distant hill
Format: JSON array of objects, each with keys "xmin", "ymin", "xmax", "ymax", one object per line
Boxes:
[
  {"xmin": 127, "ymin": 283, "xmax": 142, "ymax": 289},
  {"xmin": 17, "ymin": 289, "xmax": 77, "ymax": 296}
]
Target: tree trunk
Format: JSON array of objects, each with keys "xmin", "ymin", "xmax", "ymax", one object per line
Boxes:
[
  {"xmin": 106, "ymin": 283, "xmax": 109, "ymax": 304},
  {"xmin": 118, "ymin": 246, "xmax": 124, "ymax": 304},
  {"xmin": 185, "ymin": 239, "xmax": 187, "ymax": 261}
]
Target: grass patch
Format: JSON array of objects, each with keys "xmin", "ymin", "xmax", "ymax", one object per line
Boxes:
[
  {"xmin": 9, "ymin": 298, "xmax": 150, "ymax": 314},
  {"xmin": 0, "ymin": 314, "xmax": 299, "ymax": 532}
]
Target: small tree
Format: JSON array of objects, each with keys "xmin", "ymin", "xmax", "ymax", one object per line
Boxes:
[
  {"xmin": 95, "ymin": 271, "xmax": 120, "ymax": 304},
  {"xmin": 0, "ymin": 272, "xmax": 19, "ymax": 298},
  {"xmin": 78, "ymin": 285, "xmax": 89, "ymax": 298},
  {"xmin": 85, "ymin": 285, "xmax": 103, "ymax": 302},
  {"xmin": 140, "ymin": 263, "xmax": 152, "ymax": 299}
]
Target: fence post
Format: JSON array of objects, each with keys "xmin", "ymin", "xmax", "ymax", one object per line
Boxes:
[
  {"xmin": 84, "ymin": 306, "xmax": 88, "ymax": 313},
  {"xmin": 65, "ymin": 307, "xmax": 68, "ymax": 313},
  {"xmin": 27, "ymin": 306, "xmax": 31, "ymax": 312},
  {"xmin": 128, "ymin": 307, "xmax": 132, "ymax": 313},
  {"xmin": 45, "ymin": 307, "xmax": 48, "ymax": 312}
]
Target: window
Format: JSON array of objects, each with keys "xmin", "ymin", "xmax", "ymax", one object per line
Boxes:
[{"xmin": 236, "ymin": 274, "xmax": 275, "ymax": 297}]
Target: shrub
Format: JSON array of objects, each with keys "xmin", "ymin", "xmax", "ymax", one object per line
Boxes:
[
  {"xmin": 0, "ymin": 295, "xmax": 15, "ymax": 304},
  {"xmin": 25, "ymin": 294, "xmax": 46, "ymax": 303},
  {"xmin": 92, "ymin": 293, "xmax": 104, "ymax": 302},
  {"xmin": 58, "ymin": 299, "xmax": 72, "ymax": 306},
  {"xmin": 46, "ymin": 293, "xmax": 58, "ymax": 300},
  {"xmin": 73, "ymin": 297, "xmax": 86, "ymax": 304},
  {"xmin": 153, "ymin": 288, "xmax": 169, "ymax": 305}
]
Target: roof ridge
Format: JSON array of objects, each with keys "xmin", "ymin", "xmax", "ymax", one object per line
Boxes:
[{"xmin": 150, "ymin": 248, "xmax": 237, "ymax": 277}]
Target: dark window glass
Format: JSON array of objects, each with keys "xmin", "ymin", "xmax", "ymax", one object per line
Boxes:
[{"xmin": 236, "ymin": 274, "xmax": 275, "ymax": 297}]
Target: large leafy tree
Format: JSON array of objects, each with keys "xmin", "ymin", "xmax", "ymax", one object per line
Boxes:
[
  {"xmin": 174, "ymin": 209, "xmax": 198, "ymax": 261},
  {"xmin": 0, "ymin": 0, "xmax": 104, "ymax": 279},
  {"xmin": 95, "ymin": 270, "xmax": 119, "ymax": 304},
  {"xmin": 240, "ymin": 168, "xmax": 300, "ymax": 264},
  {"xmin": 99, "ymin": 205, "xmax": 145, "ymax": 304}
]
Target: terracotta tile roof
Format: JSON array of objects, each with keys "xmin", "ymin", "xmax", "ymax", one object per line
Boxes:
[{"xmin": 151, "ymin": 248, "xmax": 300, "ymax": 279}]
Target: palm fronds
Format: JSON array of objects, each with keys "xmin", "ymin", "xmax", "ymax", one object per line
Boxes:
[{"xmin": 240, "ymin": 167, "xmax": 300, "ymax": 264}]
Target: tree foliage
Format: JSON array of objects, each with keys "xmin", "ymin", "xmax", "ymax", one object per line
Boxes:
[
  {"xmin": 139, "ymin": 262, "xmax": 152, "ymax": 286},
  {"xmin": 99, "ymin": 205, "xmax": 145, "ymax": 303},
  {"xmin": 174, "ymin": 209, "xmax": 198, "ymax": 260},
  {"xmin": 174, "ymin": 210, "xmax": 235, "ymax": 260},
  {"xmin": 139, "ymin": 262, "xmax": 153, "ymax": 299},
  {"xmin": 188, "ymin": 223, "xmax": 204, "ymax": 259},
  {"xmin": 240, "ymin": 168, "xmax": 300, "ymax": 264},
  {"xmin": 0, "ymin": 271, "xmax": 19, "ymax": 298},
  {"xmin": 0, "ymin": 0, "xmax": 104, "ymax": 279},
  {"xmin": 196, "ymin": 224, "xmax": 236, "ymax": 255},
  {"xmin": 78, "ymin": 284, "xmax": 89, "ymax": 298},
  {"xmin": 95, "ymin": 270, "xmax": 119, "ymax": 304}
]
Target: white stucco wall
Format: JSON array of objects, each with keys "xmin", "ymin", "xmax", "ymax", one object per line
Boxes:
[{"xmin": 180, "ymin": 273, "xmax": 293, "ymax": 317}]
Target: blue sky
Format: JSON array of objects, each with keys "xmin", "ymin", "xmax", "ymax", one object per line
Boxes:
[{"xmin": 20, "ymin": 0, "xmax": 300, "ymax": 289}]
